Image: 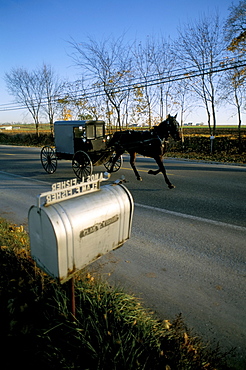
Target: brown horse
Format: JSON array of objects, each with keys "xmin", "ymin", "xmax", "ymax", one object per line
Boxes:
[{"xmin": 107, "ymin": 114, "xmax": 181, "ymax": 189}]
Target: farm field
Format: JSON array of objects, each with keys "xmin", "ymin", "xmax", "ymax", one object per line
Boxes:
[
  {"xmin": 0, "ymin": 123, "xmax": 245, "ymax": 164},
  {"xmin": 1, "ymin": 122, "xmax": 246, "ymax": 136}
]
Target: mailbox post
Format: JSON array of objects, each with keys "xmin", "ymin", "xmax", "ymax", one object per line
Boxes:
[{"xmin": 28, "ymin": 173, "xmax": 134, "ymax": 284}]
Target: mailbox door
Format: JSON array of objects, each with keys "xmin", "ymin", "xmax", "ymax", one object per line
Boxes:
[{"xmin": 28, "ymin": 206, "xmax": 73, "ymax": 280}]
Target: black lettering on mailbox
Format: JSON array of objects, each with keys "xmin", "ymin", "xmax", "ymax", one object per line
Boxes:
[{"xmin": 79, "ymin": 215, "xmax": 119, "ymax": 238}]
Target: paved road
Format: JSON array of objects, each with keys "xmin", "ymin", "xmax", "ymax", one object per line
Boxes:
[{"xmin": 0, "ymin": 145, "xmax": 246, "ymax": 368}]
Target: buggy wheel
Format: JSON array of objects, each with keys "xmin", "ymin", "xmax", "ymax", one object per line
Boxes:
[
  {"xmin": 104, "ymin": 153, "xmax": 123, "ymax": 173},
  {"xmin": 40, "ymin": 146, "xmax": 57, "ymax": 174},
  {"xmin": 72, "ymin": 150, "xmax": 93, "ymax": 181}
]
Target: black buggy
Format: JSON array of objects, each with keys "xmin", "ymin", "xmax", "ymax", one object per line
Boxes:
[{"xmin": 40, "ymin": 120, "xmax": 123, "ymax": 181}]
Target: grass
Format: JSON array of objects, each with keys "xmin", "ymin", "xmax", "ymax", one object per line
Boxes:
[
  {"xmin": 0, "ymin": 131, "xmax": 54, "ymax": 146},
  {"xmin": 0, "ymin": 217, "xmax": 235, "ymax": 369}
]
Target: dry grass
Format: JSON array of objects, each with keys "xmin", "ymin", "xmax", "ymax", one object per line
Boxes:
[{"xmin": 0, "ymin": 217, "xmax": 235, "ymax": 369}]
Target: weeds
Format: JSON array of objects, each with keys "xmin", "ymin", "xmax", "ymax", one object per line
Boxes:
[
  {"xmin": 0, "ymin": 218, "xmax": 235, "ymax": 369},
  {"xmin": 0, "ymin": 129, "xmax": 245, "ymax": 164},
  {"xmin": 0, "ymin": 132, "xmax": 53, "ymax": 146}
]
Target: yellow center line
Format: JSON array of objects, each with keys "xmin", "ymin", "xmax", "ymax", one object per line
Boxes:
[
  {"xmin": 121, "ymin": 166, "xmax": 175, "ymax": 176},
  {"xmin": 1, "ymin": 153, "xmax": 15, "ymax": 156}
]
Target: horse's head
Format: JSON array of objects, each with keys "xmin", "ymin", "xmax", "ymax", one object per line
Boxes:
[{"xmin": 161, "ymin": 114, "xmax": 181, "ymax": 141}]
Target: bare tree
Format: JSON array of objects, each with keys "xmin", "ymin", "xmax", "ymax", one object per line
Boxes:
[
  {"xmin": 173, "ymin": 78, "xmax": 195, "ymax": 143},
  {"xmin": 128, "ymin": 85, "xmax": 149, "ymax": 126},
  {"xmin": 223, "ymin": 0, "xmax": 246, "ymax": 150},
  {"xmin": 67, "ymin": 79, "xmax": 106, "ymax": 121},
  {"xmin": 41, "ymin": 64, "xmax": 65, "ymax": 134},
  {"xmin": 132, "ymin": 37, "xmax": 157, "ymax": 128},
  {"xmin": 152, "ymin": 37, "xmax": 175, "ymax": 121},
  {"xmin": 224, "ymin": 0, "xmax": 246, "ymax": 53},
  {"xmin": 177, "ymin": 13, "xmax": 226, "ymax": 142},
  {"xmin": 5, "ymin": 67, "xmax": 44, "ymax": 135},
  {"xmin": 5, "ymin": 64, "xmax": 64, "ymax": 135},
  {"xmin": 220, "ymin": 62, "xmax": 246, "ymax": 150},
  {"xmin": 70, "ymin": 36, "xmax": 133, "ymax": 130},
  {"xmin": 58, "ymin": 80, "xmax": 89, "ymax": 120}
]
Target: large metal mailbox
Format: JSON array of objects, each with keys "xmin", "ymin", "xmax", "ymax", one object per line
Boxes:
[{"xmin": 28, "ymin": 175, "xmax": 134, "ymax": 283}]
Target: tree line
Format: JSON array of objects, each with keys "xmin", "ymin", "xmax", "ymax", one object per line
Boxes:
[{"xmin": 4, "ymin": 1, "xmax": 246, "ymax": 139}]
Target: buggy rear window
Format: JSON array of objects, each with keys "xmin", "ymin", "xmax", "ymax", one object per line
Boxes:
[
  {"xmin": 86, "ymin": 125, "xmax": 95, "ymax": 139},
  {"xmin": 95, "ymin": 125, "xmax": 104, "ymax": 138}
]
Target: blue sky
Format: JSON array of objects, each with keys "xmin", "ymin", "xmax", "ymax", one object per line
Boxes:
[{"xmin": 0, "ymin": 0, "xmax": 238, "ymax": 124}]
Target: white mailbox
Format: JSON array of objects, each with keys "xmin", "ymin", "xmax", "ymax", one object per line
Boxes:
[{"xmin": 28, "ymin": 174, "xmax": 134, "ymax": 283}]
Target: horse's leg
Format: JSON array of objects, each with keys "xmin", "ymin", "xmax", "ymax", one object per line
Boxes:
[
  {"xmin": 148, "ymin": 168, "xmax": 161, "ymax": 175},
  {"xmin": 154, "ymin": 155, "xmax": 175, "ymax": 189},
  {"xmin": 148, "ymin": 143, "xmax": 166, "ymax": 176},
  {"xmin": 130, "ymin": 152, "xmax": 142, "ymax": 181}
]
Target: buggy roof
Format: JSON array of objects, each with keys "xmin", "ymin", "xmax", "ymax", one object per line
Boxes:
[{"xmin": 54, "ymin": 120, "xmax": 105, "ymax": 128}]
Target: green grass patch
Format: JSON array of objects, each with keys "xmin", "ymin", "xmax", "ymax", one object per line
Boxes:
[{"xmin": 0, "ymin": 217, "xmax": 235, "ymax": 369}]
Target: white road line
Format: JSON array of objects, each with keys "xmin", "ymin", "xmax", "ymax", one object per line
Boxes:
[
  {"xmin": 1, "ymin": 170, "xmax": 245, "ymax": 232},
  {"xmin": 0, "ymin": 170, "xmax": 49, "ymax": 185},
  {"xmin": 135, "ymin": 202, "xmax": 246, "ymax": 232}
]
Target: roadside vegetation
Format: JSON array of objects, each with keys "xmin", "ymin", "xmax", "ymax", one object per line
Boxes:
[
  {"xmin": 0, "ymin": 125, "xmax": 245, "ymax": 164},
  {"xmin": 0, "ymin": 217, "xmax": 235, "ymax": 369},
  {"xmin": 167, "ymin": 126, "xmax": 246, "ymax": 164}
]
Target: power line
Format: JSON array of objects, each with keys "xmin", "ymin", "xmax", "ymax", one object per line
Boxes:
[
  {"xmin": 67, "ymin": 58, "xmax": 246, "ymax": 100},
  {"xmin": 1, "ymin": 58, "xmax": 246, "ymax": 112}
]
